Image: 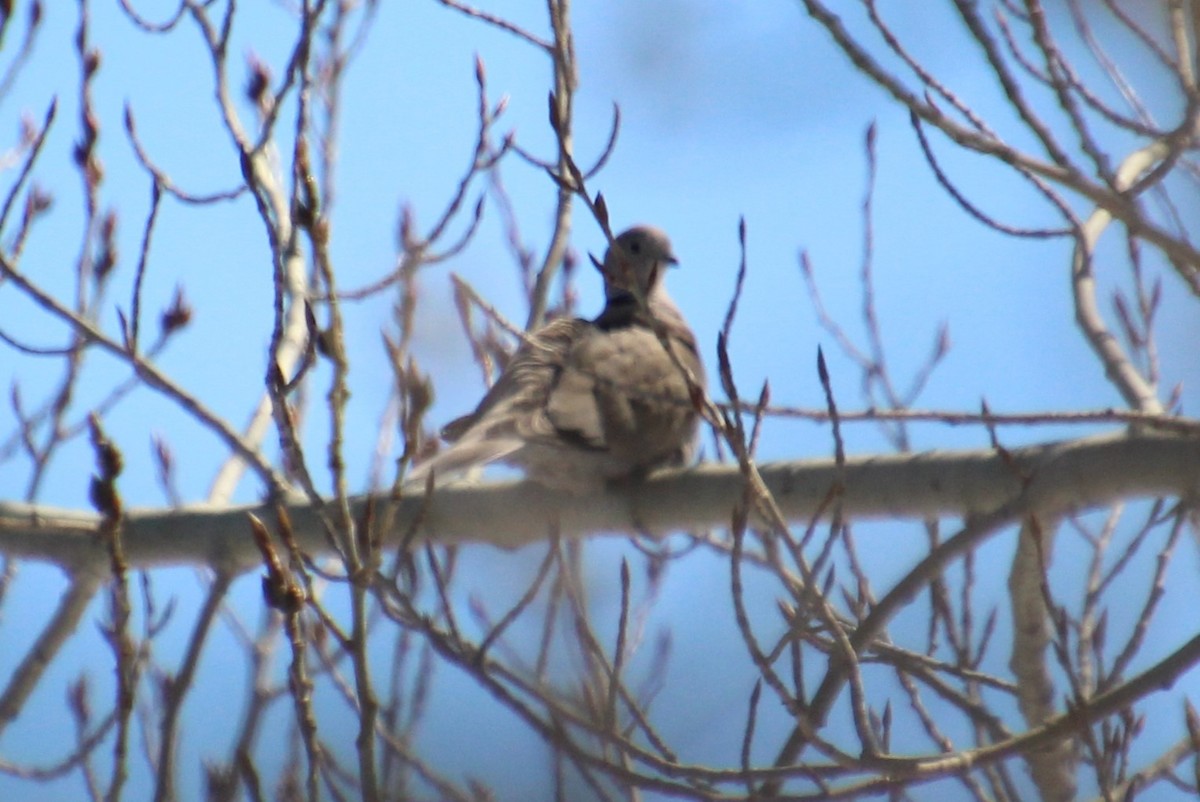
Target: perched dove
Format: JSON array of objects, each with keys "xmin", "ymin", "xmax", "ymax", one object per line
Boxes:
[{"xmin": 407, "ymin": 225, "xmax": 704, "ymax": 493}]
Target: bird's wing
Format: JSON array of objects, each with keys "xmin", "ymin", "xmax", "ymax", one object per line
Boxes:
[
  {"xmin": 407, "ymin": 317, "xmax": 589, "ymax": 487},
  {"xmin": 440, "ymin": 317, "xmax": 588, "ymax": 443}
]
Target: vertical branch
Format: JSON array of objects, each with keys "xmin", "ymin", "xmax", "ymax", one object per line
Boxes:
[
  {"xmin": 205, "ymin": 2, "xmax": 328, "ymax": 505},
  {"xmin": 24, "ymin": 0, "xmax": 105, "ymax": 501},
  {"xmin": 1070, "ymin": 141, "xmax": 1170, "ymax": 415},
  {"xmin": 250, "ymin": 512, "xmax": 321, "ymax": 802},
  {"xmin": 1008, "ymin": 516, "xmax": 1076, "ymax": 802},
  {"xmin": 527, "ymin": 0, "xmax": 577, "ymax": 330},
  {"xmin": 86, "ymin": 416, "xmax": 137, "ymax": 802},
  {"xmin": 151, "ymin": 572, "xmax": 234, "ymax": 802}
]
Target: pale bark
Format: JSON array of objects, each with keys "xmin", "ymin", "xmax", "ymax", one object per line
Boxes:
[{"xmin": 2, "ymin": 431, "xmax": 1194, "ymax": 573}]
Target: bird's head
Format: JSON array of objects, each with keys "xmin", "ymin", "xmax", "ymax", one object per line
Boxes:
[{"xmin": 600, "ymin": 225, "xmax": 678, "ymax": 302}]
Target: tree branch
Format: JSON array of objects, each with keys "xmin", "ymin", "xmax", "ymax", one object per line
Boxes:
[{"xmin": 1, "ymin": 431, "xmax": 1195, "ymax": 573}]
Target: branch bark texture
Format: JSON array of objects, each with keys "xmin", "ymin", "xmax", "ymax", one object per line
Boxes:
[{"xmin": 1, "ymin": 431, "xmax": 1194, "ymax": 573}]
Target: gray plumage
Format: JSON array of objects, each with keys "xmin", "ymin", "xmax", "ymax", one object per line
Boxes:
[{"xmin": 407, "ymin": 225, "xmax": 704, "ymax": 494}]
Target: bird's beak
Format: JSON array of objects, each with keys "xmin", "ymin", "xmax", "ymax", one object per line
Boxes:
[{"xmin": 666, "ymin": 253, "xmax": 680, "ymax": 267}]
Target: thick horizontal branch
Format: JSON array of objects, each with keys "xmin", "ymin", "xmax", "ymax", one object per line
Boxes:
[{"xmin": 0, "ymin": 431, "xmax": 1196, "ymax": 573}]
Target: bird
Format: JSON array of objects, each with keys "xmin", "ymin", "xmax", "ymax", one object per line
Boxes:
[{"xmin": 406, "ymin": 225, "xmax": 705, "ymax": 494}]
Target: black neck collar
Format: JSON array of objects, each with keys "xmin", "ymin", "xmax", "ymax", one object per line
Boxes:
[{"xmin": 593, "ymin": 291, "xmax": 645, "ymax": 331}]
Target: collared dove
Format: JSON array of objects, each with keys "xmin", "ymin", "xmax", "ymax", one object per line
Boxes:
[{"xmin": 407, "ymin": 225, "xmax": 704, "ymax": 493}]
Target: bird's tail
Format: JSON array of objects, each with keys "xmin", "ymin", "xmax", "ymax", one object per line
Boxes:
[{"xmin": 402, "ymin": 435, "xmax": 522, "ymax": 491}]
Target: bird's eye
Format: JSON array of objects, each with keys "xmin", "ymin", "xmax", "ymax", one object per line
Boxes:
[{"xmin": 629, "ymin": 240, "xmax": 641, "ymax": 254}]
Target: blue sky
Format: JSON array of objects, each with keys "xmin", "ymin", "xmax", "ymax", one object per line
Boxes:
[{"xmin": 0, "ymin": 1, "xmax": 1197, "ymax": 799}]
